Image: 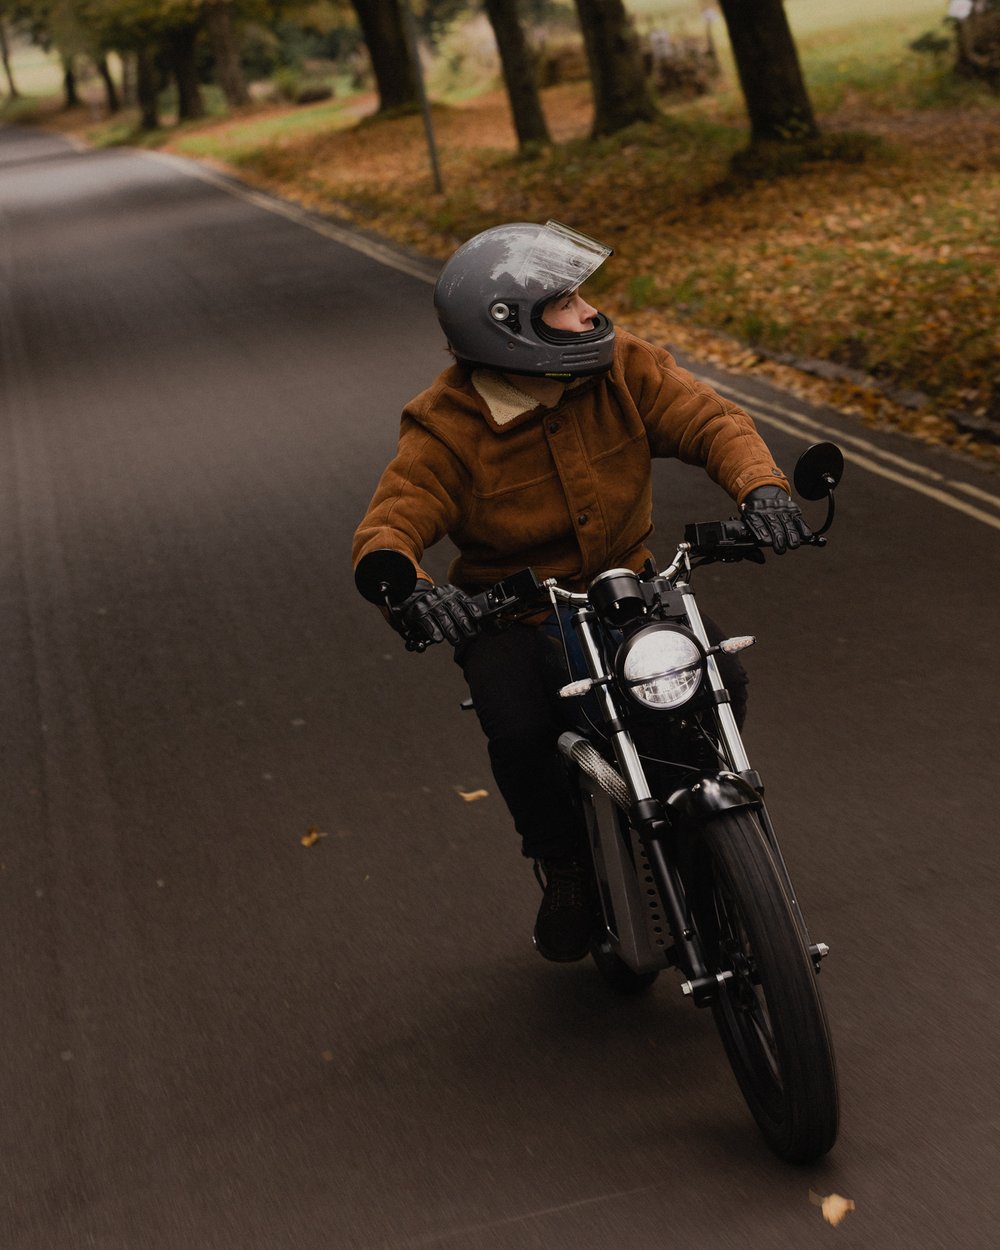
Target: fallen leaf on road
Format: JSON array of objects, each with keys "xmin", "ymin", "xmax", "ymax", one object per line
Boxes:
[
  {"xmin": 809, "ymin": 1190, "xmax": 856, "ymax": 1227},
  {"xmin": 456, "ymin": 788, "xmax": 489, "ymax": 802},
  {"xmin": 300, "ymin": 826, "xmax": 328, "ymax": 847}
]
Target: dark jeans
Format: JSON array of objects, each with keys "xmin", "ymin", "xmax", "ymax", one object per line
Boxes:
[{"xmin": 453, "ymin": 613, "xmax": 749, "ymax": 861}]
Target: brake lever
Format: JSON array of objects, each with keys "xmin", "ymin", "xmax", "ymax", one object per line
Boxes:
[{"xmin": 383, "ymin": 594, "xmax": 433, "ymax": 652}]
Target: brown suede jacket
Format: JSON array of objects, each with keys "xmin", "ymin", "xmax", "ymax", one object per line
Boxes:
[{"xmin": 352, "ymin": 329, "xmax": 790, "ymax": 594}]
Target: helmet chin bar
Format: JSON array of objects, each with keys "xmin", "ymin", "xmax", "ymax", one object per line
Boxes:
[
  {"xmin": 531, "ymin": 312, "xmax": 615, "ymax": 377},
  {"xmin": 453, "ymin": 311, "xmax": 615, "ymax": 378},
  {"xmin": 533, "ymin": 311, "xmax": 613, "ymax": 346}
]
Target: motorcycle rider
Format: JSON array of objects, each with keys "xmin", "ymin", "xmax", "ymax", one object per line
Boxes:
[{"xmin": 352, "ymin": 220, "xmax": 811, "ymax": 963}]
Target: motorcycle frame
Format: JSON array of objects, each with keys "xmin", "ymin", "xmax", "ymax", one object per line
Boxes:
[{"xmin": 552, "ymin": 556, "xmax": 822, "ymax": 1007}]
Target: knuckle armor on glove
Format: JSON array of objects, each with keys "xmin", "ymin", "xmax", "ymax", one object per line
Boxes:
[
  {"xmin": 741, "ymin": 486, "xmax": 812, "ymax": 555},
  {"xmin": 399, "ymin": 580, "xmax": 482, "ymax": 646}
]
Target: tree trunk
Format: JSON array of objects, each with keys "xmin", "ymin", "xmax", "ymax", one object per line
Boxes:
[
  {"xmin": 96, "ymin": 55, "xmax": 120, "ymax": 113},
  {"xmin": 166, "ymin": 23, "xmax": 205, "ymax": 121},
  {"xmin": 482, "ymin": 0, "xmax": 550, "ymax": 149},
  {"xmin": 717, "ymin": 0, "xmax": 818, "ymax": 142},
  {"xmin": 137, "ymin": 44, "xmax": 160, "ymax": 129},
  {"xmin": 121, "ymin": 51, "xmax": 138, "ymax": 107},
  {"xmin": 955, "ymin": 6, "xmax": 1000, "ymax": 89},
  {"xmin": 573, "ymin": 0, "xmax": 657, "ymax": 136},
  {"xmin": 351, "ymin": 0, "xmax": 420, "ymax": 113},
  {"xmin": 204, "ymin": 1, "xmax": 249, "ymax": 107},
  {"xmin": 0, "ymin": 15, "xmax": 20, "ymax": 99},
  {"xmin": 62, "ymin": 55, "xmax": 79, "ymax": 108}
]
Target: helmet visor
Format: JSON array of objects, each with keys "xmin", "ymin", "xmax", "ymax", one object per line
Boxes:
[{"xmin": 506, "ymin": 220, "xmax": 612, "ymax": 299}]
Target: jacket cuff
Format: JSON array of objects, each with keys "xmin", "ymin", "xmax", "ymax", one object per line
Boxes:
[{"xmin": 735, "ymin": 468, "xmax": 791, "ymax": 504}]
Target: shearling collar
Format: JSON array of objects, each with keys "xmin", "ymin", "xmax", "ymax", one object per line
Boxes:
[
  {"xmin": 470, "ymin": 370, "xmax": 562, "ymax": 426},
  {"xmin": 470, "ymin": 371, "xmax": 597, "ymax": 434}
]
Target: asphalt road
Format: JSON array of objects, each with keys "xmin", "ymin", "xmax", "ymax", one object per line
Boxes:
[{"xmin": 1, "ymin": 125, "xmax": 998, "ymax": 1250}]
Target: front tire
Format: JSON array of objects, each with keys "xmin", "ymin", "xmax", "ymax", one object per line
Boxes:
[{"xmin": 694, "ymin": 810, "xmax": 839, "ymax": 1162}]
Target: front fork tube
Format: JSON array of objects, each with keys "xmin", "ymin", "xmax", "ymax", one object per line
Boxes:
[
  {"xmin": 682, "ymin": 584, "xmax": 822, "ymax": 960},
  {"xmin": 574, "ymin": 610, "xmax": 716, "ymax": 1000},
  {"xmin": 679, "ymin": 585, "xmax": 749, "ymax": 773}
]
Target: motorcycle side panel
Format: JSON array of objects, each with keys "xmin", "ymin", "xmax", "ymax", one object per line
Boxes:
[{"xmin": 578, "ymin": 773, "xmax": 670, "ymax": 975}]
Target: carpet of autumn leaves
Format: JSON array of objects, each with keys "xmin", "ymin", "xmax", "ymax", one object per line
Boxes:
[{"xmin": 163, "ymin": 81, "xmax": 999, "ymax": 459}]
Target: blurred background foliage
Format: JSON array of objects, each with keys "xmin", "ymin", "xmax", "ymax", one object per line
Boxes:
[
  {"xmin": 1, "ymin": 1, "xmax": 997, "ymax": 447},
  {"xmin": 1, "ymin": 2, "xmax": 995, "ymax": 126}
]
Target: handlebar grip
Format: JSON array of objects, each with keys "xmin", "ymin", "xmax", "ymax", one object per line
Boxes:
[
  {"xmin": 685, "ymin": 517, "xmax": 826, "ymax": 560},
  {"xmin": 392, "ymin": 567, "xmax": 546, "ymax": 652}
]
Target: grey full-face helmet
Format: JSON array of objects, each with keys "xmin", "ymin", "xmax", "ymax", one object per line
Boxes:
[{"xmin": 433, "ymin": 220, "xmax": 615, "ymax": 378}]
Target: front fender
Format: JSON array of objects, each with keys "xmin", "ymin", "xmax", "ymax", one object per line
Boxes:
[{"xmin": 665, "ymin": 771, "xmax": 761, "ymax": 830}]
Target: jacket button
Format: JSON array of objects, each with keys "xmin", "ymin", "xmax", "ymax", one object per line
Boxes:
[
  {"xmin": 577, "ymin": 513, "xmax": 588, "ymax": 526},
  {"xmin": 548, "ymin": 420, "xmax": 561, "ymax": 433}
]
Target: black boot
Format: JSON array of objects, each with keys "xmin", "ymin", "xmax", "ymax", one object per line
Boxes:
[{"xmin": 533, "ymin": 855, "xmax": 596, "ymax": 962}]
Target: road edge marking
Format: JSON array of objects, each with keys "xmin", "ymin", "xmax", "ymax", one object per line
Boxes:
[
  {"xmin": 713, "ymin": 380, "xmax": 1000, "ymax": 529},
  {"xmin": 747, "ymin": 409, "xmax": 1000, "ymax": 532}
]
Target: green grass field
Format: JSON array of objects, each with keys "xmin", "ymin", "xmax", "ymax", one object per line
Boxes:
[{"xmin": 4, "ymin": 40, "xmax": 62, "ymax": 94}]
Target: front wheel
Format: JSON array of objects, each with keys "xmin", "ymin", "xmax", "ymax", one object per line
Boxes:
[{"xmin": 693, "ymin": 810, "xmax": 839, "ymax": 1162}]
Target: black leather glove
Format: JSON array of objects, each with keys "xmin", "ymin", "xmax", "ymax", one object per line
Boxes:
[
  {"xmin": 397, "ymin": 580, "xmax": 482, "ymax": 646},
  {"xmin": 741, "ymin": 486, "xmax": 813, "ymax": 555}
]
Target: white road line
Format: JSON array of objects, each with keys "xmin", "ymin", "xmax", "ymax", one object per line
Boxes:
[
  {"xmin": 951, "ymin": 480, "xmax": 1000, "ymax": 509},
  {"xmin": 142, "ymin": 148, "xmax": 1000, "ymax": 529},
  {"xmin": 745, "ymin": 409, "xmax": 1000, "ymax": 532},
  {"xmin": 710, "ymin": 380, "xmax": 1000, "ymax": 529}
]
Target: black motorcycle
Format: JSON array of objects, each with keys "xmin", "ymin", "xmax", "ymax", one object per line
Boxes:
[{"xmin": 356, "ymin": 441, "xmax": 844, "ymax": 1163}]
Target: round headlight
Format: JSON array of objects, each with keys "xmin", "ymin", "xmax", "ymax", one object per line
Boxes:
[{"xmin": 618, "ymin": 626, "xmax": 705, "ymax": 710}]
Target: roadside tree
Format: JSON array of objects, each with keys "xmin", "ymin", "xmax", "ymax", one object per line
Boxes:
[
  {"xmin": 483, "ymin": 0, "xmax": 550, "ymax": 148},
  {"xmin": 717, "ymin": 0, "xmax": 818, "ymax": 142},
  {"xmin": 90, "ymin": 0, "xmax": 205, "ymax": 121},
  {"xmin": 0, "ymin": 6, "xmax": 20, "ymax": 97},
  {"xmin": 573, "ymin": 0, "xmax": 657, "ymax": 135},
  {"xmin": 952, "ymin": 0, "xmax": 1000, "ymax": 86},
  {"xmin": 203, "ymin": 0, "xmax": 248, "ymax": 105},
  {"xmin": 350, "ymin": 0, "xmax": 420, "ymax": 112}
]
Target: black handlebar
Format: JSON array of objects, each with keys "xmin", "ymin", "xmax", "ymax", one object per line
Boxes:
[
  {"xmin": 395, "ymin": 516, "xmax": 830, "ymax": 649},
  {"xmin": 684, "ymin": 518, "xmax": 758, "ymax": 558},
  {"xmin": 468, "ymin": 567, "xmax": 548, "ymax": 619},
  {"xmin": 361, "ymin": 440, "xmax": 842, "ymax": 650},
  {"xmin": 684, "ymin": 518, "xmax": 826, "ymax": 561}
]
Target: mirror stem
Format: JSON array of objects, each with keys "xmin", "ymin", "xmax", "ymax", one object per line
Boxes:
[{"xmin": 813, "ymin": 490, "xmax": 836, "ymax": 538}]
